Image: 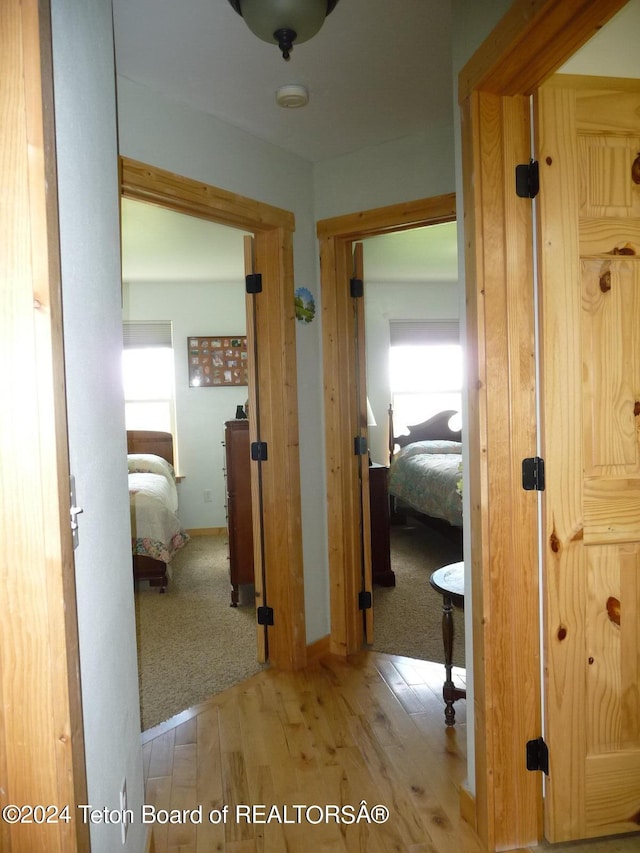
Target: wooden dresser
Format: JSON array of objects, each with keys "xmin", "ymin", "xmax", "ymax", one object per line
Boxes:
[
  {"xmin": 224, "ymin": 419, "xmax": 254, "ymax": 605},
  {"xmin": 369, "ymin": 463, "xmax": 395, "ymax": 586}
]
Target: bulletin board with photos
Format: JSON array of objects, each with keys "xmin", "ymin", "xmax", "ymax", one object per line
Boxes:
[{"xmin": 188, "ymin": 336, "xmax": 249, "ymax": 387}]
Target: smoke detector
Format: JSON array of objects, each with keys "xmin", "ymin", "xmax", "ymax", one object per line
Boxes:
[{"xmin": 276, "ymin": 84, "xmax": 309, "ymax": 108}]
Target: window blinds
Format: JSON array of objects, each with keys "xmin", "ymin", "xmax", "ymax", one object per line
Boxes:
[
  {"xmin": 389, "ymin": 319, "xmax": 459, "ymax": 346},
  {"xmin": 122, "ymin": 321, "xmax": 173, "ymax": 349}
]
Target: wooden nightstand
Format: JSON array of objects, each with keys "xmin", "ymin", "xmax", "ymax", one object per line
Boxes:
[{"xmin": 368, "ymin": 463, "xmax": 395, "ymax": 587}]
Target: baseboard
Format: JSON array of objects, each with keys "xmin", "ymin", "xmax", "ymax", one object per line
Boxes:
[
  {"xmin": 306, "ymin": 635, "xmax": 331, "ymax": 663},
  {"xmin": 458, "ymin": 780, "xmax": 477, "ymax": 830},
  {"xmin": 144, "ymin": 826, "xmax": 155, "ymax": 853},
  {"xmin": 185, "ymin": 527, "xmax": 226, "ymax": 536}
]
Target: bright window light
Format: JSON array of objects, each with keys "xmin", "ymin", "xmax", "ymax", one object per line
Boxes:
[
  {"xmin": 390, "ymin": 344, "xmax": 462, "ymax": 436},
  {"xmin": 122, "ymin": 347, "xmax": 176, "ymax": 434}
]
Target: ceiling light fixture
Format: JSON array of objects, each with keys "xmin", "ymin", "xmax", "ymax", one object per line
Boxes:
[{"xmin": 227, "ymin": 0, "xmax": 340, "ymax": 61}]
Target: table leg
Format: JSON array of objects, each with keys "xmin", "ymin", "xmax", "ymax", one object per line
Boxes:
[{"xmin": 441, "ymin": 593, "xmax": 466, "ymax": 726}]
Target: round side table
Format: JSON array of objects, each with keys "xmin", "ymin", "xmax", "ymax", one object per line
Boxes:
[{"xmin": 429, "ymin": 561, "xmax": 466, "ymax": 726}]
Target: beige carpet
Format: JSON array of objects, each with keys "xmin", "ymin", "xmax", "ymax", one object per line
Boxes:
[
  {"xmin": 135, "ymin": 525, "xmax": 464, "ymax": 731},
  {"xmin": 134, "ymin": 535, "xmax": 265, "ymax": 731},
  {"xmin": 373, "ymin": 521, "xmax": 465, "ymax": 667}
]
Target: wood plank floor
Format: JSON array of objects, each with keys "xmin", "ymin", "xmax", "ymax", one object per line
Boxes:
[
  {"xmin": 141, "ymin": 650, "xmax": 640, "ymax": 853},
  {"xmin": 142, "ymin": 650, "xmax": 477, "ymax": 852}
]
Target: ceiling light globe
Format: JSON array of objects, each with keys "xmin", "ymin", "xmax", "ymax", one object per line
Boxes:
[{"xmin": 228, "ymin": 0, "xmax": 339, "ymax": 60}]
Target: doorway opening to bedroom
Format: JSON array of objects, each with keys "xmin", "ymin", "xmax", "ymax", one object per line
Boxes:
[
  {"xmin": 317, "ymin": 193, "xmax": 464, "ymax": 673},
  {"xmin": 121, "ymin": 197, "xmax": 266, "ymax": 731},
  {"xmin": 359, "ymin": 223, "xmax": 465, "ymax": 679},
  {"xmin": 120, "ymin": 157, "xmax": 306, "ymax": 731}
]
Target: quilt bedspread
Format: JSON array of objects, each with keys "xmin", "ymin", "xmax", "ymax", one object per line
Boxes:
[
  {"xmin": 128, "ymin": 469, "xmax": 189, "ymax": 562},
  {"xmin": 389, "ymin": 440, "xmax": 463, "ymax": 528}
]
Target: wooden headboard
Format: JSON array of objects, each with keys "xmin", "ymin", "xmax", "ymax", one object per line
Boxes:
[
  {"xmin": 126, "ymin": 430, "xmax": 174, "ymax": 466},
  {"xmin": 388, "ymin": 407, "xmax": 461, "ymax": 460}
]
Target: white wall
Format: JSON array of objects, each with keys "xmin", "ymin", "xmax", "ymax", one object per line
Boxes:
[
  {"xmin": 364, "ymin": 281, "xmax": 460, "ymax": 465},
  {"xmin": 51, "ymin": 1, "xmax": 145, "ymax": 851},
  {"xmin": 313, "ymin": 123, "xmax": 455, "ymax": 220},
  {"xmin": 123, "ymin": 279, "xmax": 248, "ymax": 530},
  {"xmin": 451, "ymin": 0, "xmax": 516, "ymax": 799},
  {"xmin": 117, "ymin": 77, "xmax": 330, "ymax": 644}
]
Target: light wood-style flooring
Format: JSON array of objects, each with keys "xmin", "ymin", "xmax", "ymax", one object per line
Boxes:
[
  {"xmin": 142, "ymin": 650, "xmax": 476, "ymax": 852},
  {"xmin": 142, "ymin": 650, "xmax": 640, "ymax": 853}
]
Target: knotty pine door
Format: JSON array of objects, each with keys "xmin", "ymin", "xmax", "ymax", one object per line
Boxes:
[{"xmin": 536, "ymin": 74, "xmax": 640, "ymax": 843}]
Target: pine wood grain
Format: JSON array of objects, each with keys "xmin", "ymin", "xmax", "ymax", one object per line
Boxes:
[
  {"xmin": 537, "ymin": 75, "xmax": 640, "ymax": 843},
  {"xmin": 1, "ymin": 1, "xmax": 88, "ymax": 850}
]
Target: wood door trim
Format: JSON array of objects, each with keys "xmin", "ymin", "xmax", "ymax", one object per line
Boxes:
[
  {"xmin": 1, "ymin": 1, "xmax": 89, "ymax": 849},
  {"xmin": 120, "ymin": 157, "xmax": 294, "ymax": 232},
  {"xmin": 121, "ymin": 159, "xmax": 305, "ymax": 670},
  {"xmin": 459, "ymin": 0, "xmax": 628, "ymax": 849},
  {"xmin": 317, "ymin": 196, "xmax": 456, "ymax": 657},
  {"xmin": 458, "ymin": 0, "xmax": 629, "ymax": 102},
  {"xmin": 317, "ymin": 194, "xmax": 456, "ymax": 240}
]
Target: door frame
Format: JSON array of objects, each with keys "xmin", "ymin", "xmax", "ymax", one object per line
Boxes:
[
  {"xmin": 459, "ymin": 0, "xmax": 629, "ymax": 850},
  {"xmin": 1, "ymin": 1, "xmax": 89, "ymax": 849},
  {"xmin": 317, "ymin": 194, "xmax": 457, "ymax": 655},
  {"xmin": 120, "ymin": 157, "xmax": 306, "ymax": 670}
]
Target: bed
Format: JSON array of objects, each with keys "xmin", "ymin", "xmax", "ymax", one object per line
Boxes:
[
  {"xmin": 388, "ymin": 408, "xmax": 463, "ymax": 534},
  {"xmin": 127, "ymin": 430, "xmax": 190, "ymax": 592}
]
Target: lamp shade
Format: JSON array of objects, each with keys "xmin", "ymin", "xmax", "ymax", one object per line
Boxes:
[
  {"xmin": 228, "ymin": 0, "xmax": 340, "ymax": 60},
  {"xmin": 366, "ymin": 398, "xmax": 377, "ymax": 428}
]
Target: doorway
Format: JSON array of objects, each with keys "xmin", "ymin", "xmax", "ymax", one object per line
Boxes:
[
  {"xmin": 317, "ymin": 193, "xmax": 456, "ymax": 657},
  {"xmin": 361, "ymin": 224, "xmax": 464, "ymax": 665},
  {"xmin": 120, "ymin": 156, "xmax": 307, "ymax": 672},
  {"xmin": 120, "ymin": 198, "xmax": 267, "ymax": 729}
]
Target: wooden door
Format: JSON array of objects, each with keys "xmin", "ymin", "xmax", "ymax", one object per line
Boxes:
[
  {"xmin": 352, "ymin": 242, "xmax": 374, "ymax": 643},
  {"xmin": 244, "ymin": 235, "xmax": 267, "ymax": 662},
  {"xmin": 537, "ymin": 74, "xmax": 640, "ymax": 843}
]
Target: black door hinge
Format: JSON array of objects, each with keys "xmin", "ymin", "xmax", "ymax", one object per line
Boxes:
[
  {"xmin": 526, "ymin": 737, "xmax": 549, "ymax": 775},
  {"xmin": 515, "ymin": 159, "xmax": 539, "ymax": 198},
  {"xmin": 522, "ymin": 457, "xmax": 545, "ymax": 491},
  {"xmin": 251, "ymin": 441, "xmax": 268, "ymax": 461},
  {"xmin": 354, "ymin": 436, "xmax": 368, "ymax": 456},
  {"xmin": 257, "ymin": 605, "xmax": 274, "ymax": 626},
  {"xmin": 246, "ymin": 273, "xmax": 263, "ymax": 293},
  {"xmin": 350, "ymin": 277, "xmax": 364, "ymax": 298},
  {"xmin": 358, "ymin": 590, "xmax": 372, "ymax": 611}
]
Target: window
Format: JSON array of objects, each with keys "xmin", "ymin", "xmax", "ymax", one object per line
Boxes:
[
  {"xmin": 122, "ymin": 322, "xmax": 176, "ymax": 434},
  {"xmin": 389, "ymin": 320, "xmax": 461, "ymax": 436}
]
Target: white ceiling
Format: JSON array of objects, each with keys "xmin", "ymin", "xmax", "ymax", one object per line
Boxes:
[
  {"xmin": 116, "ymin": 0, "xmax": 640, "ymax": 286},
  {"xmin": 112, "ymin": 0, "xmax": 453, "ymax": 164}
]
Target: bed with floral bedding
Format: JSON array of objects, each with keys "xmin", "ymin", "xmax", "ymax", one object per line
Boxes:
[
  {"xmin": 388, "ymin": 409, "xmax": 463, "ymax": 531},
  {"xmin": 127, "ymin": 431, "xmax": 190, "ymax": 591}
]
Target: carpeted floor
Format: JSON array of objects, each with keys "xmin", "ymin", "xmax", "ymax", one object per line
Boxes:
[
  {"xmin": 135, "ymin": 524, "xmax": 465, "ymax": 731},
  {"xmin": 373, "ymin": 521, "xmax": 465, "ymax": 667},
  {"xmin": 134, "ymin": 535, "xmax": 265, "ymax": 731}
]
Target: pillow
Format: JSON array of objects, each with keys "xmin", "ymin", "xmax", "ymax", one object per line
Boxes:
[
  {"xmin": 127, "ymin": 453, "xmax": 175, "ymax": 481},
  {"xmin": 395, "ymin": 439, "xmax": 462, "ymax": 460}
]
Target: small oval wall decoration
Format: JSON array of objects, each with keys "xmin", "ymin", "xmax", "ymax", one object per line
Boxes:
[
  {"xmin": 632, "ymin": 152, "xmax": 640, "ymax": 185},
  {"xmin": 295, "ymin": 287, "xmax": 316, "ymax": 324}
]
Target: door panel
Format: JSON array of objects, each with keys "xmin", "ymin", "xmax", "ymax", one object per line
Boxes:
[
  {"xmin": 352, "ymin": 242, "xmax": 374, "ymax": 643},
  {"xmin": 537, "ymin": 76, "xmax": 640, "ymax": 842}
]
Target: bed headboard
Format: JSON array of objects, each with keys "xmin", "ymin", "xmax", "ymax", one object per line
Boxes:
[
  {"xmin": 126, "ymin": 430, "xmax": 174, "ymax": 466},
  {"xmin": 388, "ymin": 407, "xmax": 461, "ymax": 460}
]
